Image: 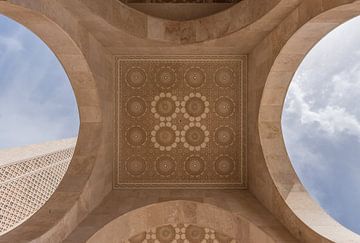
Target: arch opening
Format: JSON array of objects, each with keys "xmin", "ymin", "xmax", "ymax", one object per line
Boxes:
[
  {"xmin": 0, "ymin": 14, "xmax": 79, "ymax": 235},
  {"xmin": 282, "ymin": 15, "xmax": 360, "ymax": 235},
  {"xmin": 259, "ymin": 1, "xmax": 360, "ymax": 242},
  {"xmin": 0, "ymin": 2, "xmax": 102, "ymax": 242}
]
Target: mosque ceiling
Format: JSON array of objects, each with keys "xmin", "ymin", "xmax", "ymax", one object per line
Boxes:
[{"xmin": 114, "ymin": 55, "xmax": 246, "ymax": 189}]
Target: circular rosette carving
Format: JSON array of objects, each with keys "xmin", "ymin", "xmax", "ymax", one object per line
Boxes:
[
  {"xmin": 125, "ymin": 126, "xmax": 147, "ymax": 147},
  {"xmin": 181, "ymin": 93, "xmax": 209, "ymax": 121},
  {"xmin": 204, "ymin": 228, "xmax": 216, "ymax": 241},
  {"xmin": 214, "ymin": 155, "xmax": 235, "ymax": 177},
  {"xmin": 185, "ymin": 156, "xmax": 205, "ymax": 177},
  {"xmin": 151, "ymin": 92, "xmax": 180, "ymax": 121},
  {"xmin": 126, "ymin": 96, "xmax": 147, "ymax": 118},
  {"xmin": 215, "ymin": 96, "xmax": 235, "ymax": 118},
  {"xmin": 215, "ymin": 67, "xmax": 235, "ymax": 88},
  {"xmin": 126, "ymin": 67, "xmax": 146, "ymax": 88},
  {"xmin": 151, "ymin": 122, "xmax": 180, "ymax": 151},
  {"xmin": 156, "ymin": 66, "xmax": 176, "ymax": 89},
  {"xmin": 181, "ymin": 122, "xmax": 209, "ymax": 151},
  {"xmin": 185, "ymin": 225, "xmax": 206, "ymax": 242},
  {"xmin": 214, "ymin": 126, "xmax": 235, "ymax": 147},
  {"xmin": 125, "ymin": 156, "xmax": 146, "ymax": 176},
  {"xmin": 155, "ymin": 156, "xmax": 176, "ymax": 177},
  {"xmin": 185, "ymin": 67, "xmax": 206, "ymax": 88}
]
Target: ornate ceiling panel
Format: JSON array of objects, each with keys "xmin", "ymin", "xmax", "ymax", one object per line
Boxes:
[
  {"xmin": 114, "ymin": 55, "xmax": 246, "ymax": 189},
  {"xmin": 127, "ymin": 223, "xmax": 236, "ymax": 243}
]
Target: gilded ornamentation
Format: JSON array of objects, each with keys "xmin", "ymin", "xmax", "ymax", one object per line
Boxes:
[{"xmin": 115, "ymin": 56, "xmax": 246, "ymax": 188}]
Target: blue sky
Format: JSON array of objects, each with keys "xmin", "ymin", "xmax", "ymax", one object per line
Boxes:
[
  {"xmin": 283, "ymin": 16, "xmax": 360, "ymax": 234},
  {"xmin": 0, "ymin": 15, "xmax": 79, "ymax": 149}
]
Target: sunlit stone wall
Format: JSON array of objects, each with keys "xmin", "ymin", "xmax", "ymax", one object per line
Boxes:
[{"xmin": 0, "ymin": 138, "xmax": 76, "ymax": 235}]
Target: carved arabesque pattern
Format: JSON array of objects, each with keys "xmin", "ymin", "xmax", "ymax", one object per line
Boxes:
[{"xmin": 115, "ymin": 56, "xmax": 246, "ymax": 188}]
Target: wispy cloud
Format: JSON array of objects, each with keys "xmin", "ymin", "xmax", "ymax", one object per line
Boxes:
[
  {"xmin": 0, "ymin": 15, "xmax": 79, "ymax": 149},
  {"xmin": 0, "ymin": 36, "xmax": 23, "ymax": 52},
  {"xmin": 282, "ymin": 16, "xmax": 360, "ymax": 234}
]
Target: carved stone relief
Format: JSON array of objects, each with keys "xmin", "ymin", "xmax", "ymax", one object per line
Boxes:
[
  {"xmin": 114, "ymin": 56, "xmax": 246, "ymax": 188},
  {"xmin": 127, "ymin": 223, "xmax": 236, "ymax": 243}
]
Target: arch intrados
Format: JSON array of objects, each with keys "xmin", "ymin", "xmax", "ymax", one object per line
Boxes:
[
  {"xmin": 0, "ymin": 1, "xmax": 102, "ymax": 241},
  {"xmin": 259, "ymin": 1, "xmax": 360, "ymax": 242},
  {"xmin": 87, "ymin": 200, "xmax": 280, "ymax": 243},
  {"xmin": 80, "ymin": 0, "xmax": 281, "ymax": 44}
]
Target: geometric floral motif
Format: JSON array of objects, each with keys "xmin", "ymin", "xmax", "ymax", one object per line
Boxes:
[
  {"xmin": 0, "ymin": 147, "xmax": 74, "ymax": 235},
  {"xmin": 115, "ymin": 56, "xmax": 246, "ymax": 188},
  {"xmin": 127, "ymin": 224, "xmax": 236, "ymax": 243}
]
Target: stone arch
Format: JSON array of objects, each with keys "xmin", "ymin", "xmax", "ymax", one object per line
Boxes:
[
  {"xmin": 87, "ymin": 200, "xmax": 282, "ymax": 243},
  {"xmin": 259, "ymin": 1, "xmax": 360, "ymax": 242},
  {"xmin": 0, "ymin": 2, "xmax": 103, "ymax": 242},
  {"xmin": 78, "ymin": 0, "xmax": 281, "ymax": 44}
]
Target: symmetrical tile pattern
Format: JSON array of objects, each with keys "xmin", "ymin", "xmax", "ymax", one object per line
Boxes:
[
  {"xmin": 127, "ymin": 223, "xmax": 235, "ymax": 243},
  {"xmin": 115, "ymin": 56, "xmax": 246, "ymax": 188},
  {"xmin": 0, "ymin": 148, "xmax": 74, "ymax": 235}
]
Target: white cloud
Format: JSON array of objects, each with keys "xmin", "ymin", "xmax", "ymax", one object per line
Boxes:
[
  {"xmin": 285, "ymin": 80, "xmax": 360, "ymax": 139},
  {"xmin": 0, "ymin": 36, "xmax": 23, "ymax": 52}
]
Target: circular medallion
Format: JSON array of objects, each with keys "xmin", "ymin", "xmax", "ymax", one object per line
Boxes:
[
  {"xmin": 215, "ymin": 97, "xmax": 235, "ymax": 118},
  {"xmin": 151, "ymin": 122, "xmax": 180, "ymax": 151},
  {"xmin": 151, "ymin": 93, "xmax": 180, "ymax": 121},
  {"xmin": 181, "ymin": 93, "xmax": 209, "ymax": 121},
  {"xmin": 156, "ymin": 67, "xmax": 176, "ymax": 89},
  {"xmin": 126, "ymin": 127, "xmax": 147, "ymax": 146},
  {"xmin": 156, "ymin": 156, "xmax": 176, "ymax": 177},
  {"xmin": 215, "ymin": 67, "xmax": 235, "ymax": 88},
  {"xmin": 181, "ymin": 123, "xmax": 209, "ymax": 151},
  {"xmin": 214, "ymin": 126, "xmax": 235, "ymax": 147},
  {"xmin": 185, "ymin": 67, "xmax": 205, "ymax": 88},
  {"xmin": 185, "ymin": 127, "xmax": 205, "ymax": 146},
  {"xmin": 125, "ymin": 156, "xmax": 146, "ymax": 176},
  {"xmin": 156, "ymin": 97, "xmax": 175, "ymax": 116},
  {"xmin": 186, "ymin": 97, "xmax": 205, "ymax": 117},
  {"xmin": 185, "ymin": 225, "xmax": 206, "ymax": 241},
  {"xmin": 156, "ymin": 127, "xmax": 176, "ymax": 146},
  {"xmin": 126, "ymin": 67, "xmax": 146, "ymax": 88},
  {"xmin": 215, "ymin": 155, "xmax": 235, "ymax": 176},
  {"xmin": 126, "ymin": 96, "xmax": 147, "ymax": 117},
  {"xmin": 185, "ymin": 156, "xmax": 205, "ymax": 176}
]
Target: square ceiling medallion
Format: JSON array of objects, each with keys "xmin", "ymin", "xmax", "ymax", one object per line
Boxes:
[{"xmin": 114, "ymin": 55, "xmax": 247, "ymax": 189}]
